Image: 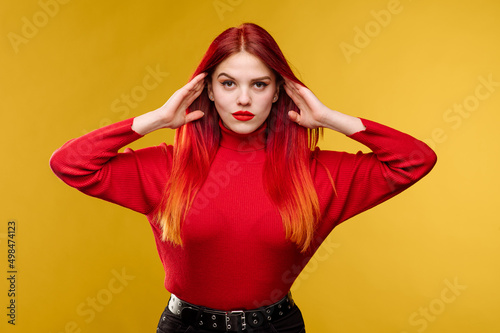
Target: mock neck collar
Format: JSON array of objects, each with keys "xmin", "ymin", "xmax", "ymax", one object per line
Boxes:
[{"xmin": 219, "ymin": 119, "xmax": 267, "ymax": 152}]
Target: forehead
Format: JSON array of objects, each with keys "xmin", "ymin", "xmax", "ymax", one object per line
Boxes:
[{"xmin": 214, "ymin": 51, "xmax": 274, "ymax": 79}]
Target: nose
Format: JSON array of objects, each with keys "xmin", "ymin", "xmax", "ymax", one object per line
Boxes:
[{"xmin": 237, "ymin": 88, "xmax": 251, "ymax": 106}]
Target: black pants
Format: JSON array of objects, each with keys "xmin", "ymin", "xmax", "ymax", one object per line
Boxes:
[{"xmin": 156, "ymin": 304, "xmax": 306, "ymax": 333}]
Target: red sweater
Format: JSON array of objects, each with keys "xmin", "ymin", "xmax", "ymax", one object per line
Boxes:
[{"xmin": 50, "ymin": 118, "xmax": 436, "ymax": 310}]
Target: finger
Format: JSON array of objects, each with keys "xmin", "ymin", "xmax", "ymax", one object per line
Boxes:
[
  {"xmin": 283, "ymin": 79, "xmax": 295, "ymax": 94},
  {"xmin": 284, "ymin": 78, "xmax": 302, "ymax": 94},
  {"xmin": 284, "ymin": 77, "xmax": 297, "ymax": 88},
  {"xmin": 284, "ymin": 80, "xmax": 305, "ymax": 101},
  {"xmin": 283, "ymin": 82, "xmax": 299, "ymax": 102},
  {"xmin": 182, "ymin": 73, "xmax": 207, "ymax": 97},
  {"xmin": 181, "ymin": 76, "xmax": 208, "ymax": 107},
  {"xmin": 288, "ymin": 110, "xmax": 300, "ymax": 124},
  {"xmin": 185, "ymin": 110, "xmax": 205, "ymax": 123},
  {"xmin": 285, "ymin": 85, "xmax": 307, "ymax": 112},
  {"xmin": 189, "ymin": 72, "xmax": 208, "ymax": 86},
  {"xmin": 186, "ymin": 81, "xmax": 205, "ymax": 103}
]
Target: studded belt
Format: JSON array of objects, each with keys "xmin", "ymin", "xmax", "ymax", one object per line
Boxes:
[{"xmin": 167, "ymin": 292, "xmax": 295, "ymax": 332}]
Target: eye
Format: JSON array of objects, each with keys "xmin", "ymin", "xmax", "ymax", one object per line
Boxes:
[
  {"xmin": 221, "ymin": 80, "xmax": 235, "ymax": 88},
  {"xmin": 254, "ymin": 82, "xmax": 268, "ymax": 89}
]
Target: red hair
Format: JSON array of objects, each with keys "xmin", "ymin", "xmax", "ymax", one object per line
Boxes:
[{"xmin": 156, "ymin": 23, "xmax": 323, "ymax": 252}]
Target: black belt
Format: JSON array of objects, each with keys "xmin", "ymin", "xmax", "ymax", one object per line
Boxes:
[{"xmin": 167, "ymin": 292, "xmax": 295, "ymax": 332}]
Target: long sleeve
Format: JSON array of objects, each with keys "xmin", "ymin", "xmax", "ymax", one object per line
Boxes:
[
  {"xmin": 311, "ymin": 118, "xmax": 437, "ymax": 244},
  {"xmin": 49, "ymin": 118, "xmax": 171, "ymax": 215}
]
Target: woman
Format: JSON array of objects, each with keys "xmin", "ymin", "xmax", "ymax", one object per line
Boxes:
[{"xmin": 50, "ymin": 23, "xmax": 437, "ymax": 332}]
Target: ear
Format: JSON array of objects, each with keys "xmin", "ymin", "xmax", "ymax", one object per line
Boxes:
[
  {"xmin": 273, "ymin": 82, "xmax": 281, "ymax": 103},
  {"xmin": 206, "ymin": 79, "xmax": 214, "ymax": 101}
]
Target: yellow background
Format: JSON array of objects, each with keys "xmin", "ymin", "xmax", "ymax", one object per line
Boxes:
[{"xmin": 1, "ymin": 0, "xmax": 499, "ymax": 332}]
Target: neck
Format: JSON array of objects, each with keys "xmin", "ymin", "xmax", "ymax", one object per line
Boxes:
[{"xmin": 219, "ymin": 120, "xmax": 267, "ymax": 152}]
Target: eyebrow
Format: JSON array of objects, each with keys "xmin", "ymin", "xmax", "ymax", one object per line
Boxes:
[{"xmin": 217, "ymin": 72, "xmax": 272, "ymax": 81}]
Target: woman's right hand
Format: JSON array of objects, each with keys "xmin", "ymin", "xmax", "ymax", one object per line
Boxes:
[{"xmin": 132, "ymin": 72, "xmax": 207, "ymax": 135}]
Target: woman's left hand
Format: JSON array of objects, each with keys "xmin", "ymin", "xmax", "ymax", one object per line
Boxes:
[{"xmin": 283, "ymin": 79, "xmax": 330, "ymax": 129}]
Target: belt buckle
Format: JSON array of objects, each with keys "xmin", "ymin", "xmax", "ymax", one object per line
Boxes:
[{"xmin": 225, "ymin": 310, "xmax": 246, "ymax": 331}]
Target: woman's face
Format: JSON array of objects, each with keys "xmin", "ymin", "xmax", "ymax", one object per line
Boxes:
[{"xmin": 208, "ymin": 51, "xmax": 278, "ymax": 134}]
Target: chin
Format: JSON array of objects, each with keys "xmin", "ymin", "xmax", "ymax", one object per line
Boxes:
[
  {"xmin": 229, "ymin": 119, "xmax": 268, "ymax": 133},
  {"xmin": 226, "ymin": 124, "xmax": 257, "ymax": 134}
]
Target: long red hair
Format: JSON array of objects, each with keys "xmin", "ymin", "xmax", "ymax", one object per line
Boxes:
[{"xmin": 156, "ymin": 23, "xmax": 322, "ymax": 252}]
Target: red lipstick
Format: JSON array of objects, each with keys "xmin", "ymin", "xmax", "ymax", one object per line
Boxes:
[{"xmin": 232, "ymin": 111, "xmax": 255, "ymax": 121}]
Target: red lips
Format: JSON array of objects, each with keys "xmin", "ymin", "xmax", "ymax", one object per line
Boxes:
[{"xmin": 232, "ymin": 111, "xmax": 255, "ymax": 121}]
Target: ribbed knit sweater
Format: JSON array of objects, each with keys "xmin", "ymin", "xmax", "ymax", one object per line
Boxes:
[{"xmin": 49, "ymin": 117, "xmax": 436, "ymax": 310}]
